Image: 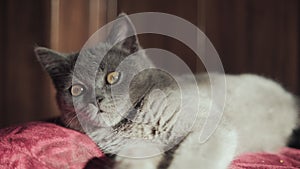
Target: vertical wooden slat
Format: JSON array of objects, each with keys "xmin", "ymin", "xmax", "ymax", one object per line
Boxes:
[
  {"xmin": 61, "ymin": 0, "xmax": 89, "ymax": 51},
  {"xmin": 50, "ymin": 0, "xmax": 60, "ymax": 51},
  {"xmin": 197, "ymin": 0, "xmax": 206, "ymax": 32},
  {"xmin": 2, "ymin": 0, "xmax": 53, "ymax": 127},
  {"xmin": 196, "ymin": 0, "xmax": 207, "ymax": 73},
  {"xmin": 283, "ymin": 0, "xmax": 299, "ymax": 93},
  {"xmin": 107, "ymin": 0, "xmax": 118, "ymax": 22},
  {"xmin": 234, "ymin": 0, "xmax": 248, "ymax": 72},
  {"xmin": 0, "ymin": 0, "xmax": 6, "ymax": 126},
  {"xmin": 89, "ymin": 0, "xmax": 103, "ymax": 35}
]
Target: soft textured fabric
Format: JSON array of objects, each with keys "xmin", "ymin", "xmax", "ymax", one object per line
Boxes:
[
  {"xmin": 1, "ymin": 122, "xmax": 300, "ymax": 169},
  {"xmin": 0, "ymin": 122, "xmax": 105, "ymax": 169},
  {"xmin": 230, "ymin": 147, "xmax": 300, "ymax": 169}
]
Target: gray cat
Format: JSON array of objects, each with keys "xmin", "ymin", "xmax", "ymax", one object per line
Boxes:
[{"xmin": 36, "ymin": 14, "xmax": 299, "ymax": 169}]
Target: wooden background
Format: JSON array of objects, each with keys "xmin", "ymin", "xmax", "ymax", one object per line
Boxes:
[{"xmin": 0, "ymin": 0, "xmax": 299, "ymax": 127}]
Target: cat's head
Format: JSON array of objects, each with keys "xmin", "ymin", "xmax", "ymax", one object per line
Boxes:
[{"xmin": 35, "ymin": 14, "xmax": 157, "ymax": 132}]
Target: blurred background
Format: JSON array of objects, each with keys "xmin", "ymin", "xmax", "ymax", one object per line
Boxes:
[{"xmin": 0, "ymin": 0, "xmax": 299, "ymax": 128}]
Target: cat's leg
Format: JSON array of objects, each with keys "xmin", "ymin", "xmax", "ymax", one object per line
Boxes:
[
  {"xmin": 114, "ymin": 155, "xmax": 163, "ymax": 169},
  {"xmin": 113, "ymin": 143, "xmax": 164, "ymax": 169},
  {"xmin": 167, "ymin": 122, "xmax": 238, "ymax": 169}
]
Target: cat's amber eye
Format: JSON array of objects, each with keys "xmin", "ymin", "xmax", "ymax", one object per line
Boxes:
[
  {"xmin": 70, "ymin": 84, "xmax": 85, "ymax": 97},
  {"xmin": 107, "ymin": 72, "xmax": 120, "ymax": 85}
]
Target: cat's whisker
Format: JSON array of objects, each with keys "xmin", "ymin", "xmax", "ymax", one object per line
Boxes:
[{"xmin": 65, "ymin": 114, "xmax": 77, "ymax": 127}]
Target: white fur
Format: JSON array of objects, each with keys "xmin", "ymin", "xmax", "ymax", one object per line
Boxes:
[
  {"xmin": 220, "ymin": 74, "xmax": 297, "ymax": 154},
  {"xmin": 114, "ymin": 73, "xmax": 298, "ymax": 169}
]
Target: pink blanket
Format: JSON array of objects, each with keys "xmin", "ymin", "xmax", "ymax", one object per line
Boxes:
[
  {"xmin": 230, "ymin": 148, "xmax": 300, "ymax": 169},
  {"xmin": 0, "ymin": 122, "xmax": 107, "ymax": 169},
  {"xmin": 0, "ymin": 122, "xmax": 299, "ymax": 169}
]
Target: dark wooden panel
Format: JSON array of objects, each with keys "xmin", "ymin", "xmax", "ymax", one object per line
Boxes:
[
  {"xmin": 205, "ymin": 0, "xmax": 299, "ymax": 93},
  {"xmin": 1, "ymin": 0, "xmax": 299, "ymax": 127},
  {"xmin": 1, "ymin": 0, "xmax": 54, "ymax": 127},
  {"xmin": 0, "ymin": 0, "xmax": 6, "ymax": 126}
]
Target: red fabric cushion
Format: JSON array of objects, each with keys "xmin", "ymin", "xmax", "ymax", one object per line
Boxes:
[
  {"xmin": 1, "ymin": 122, "xmax": 300, "ymax": 169},
  {"xmin": 230, "ymin": 147, "xmax": 300, "ymax": 169},
  {"xmin": 0, "ymin": 122, "xmax": 105, "ymax": 169}
]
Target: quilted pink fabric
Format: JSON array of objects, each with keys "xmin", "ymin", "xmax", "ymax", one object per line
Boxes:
[
  {"xmin": 230, "ymin": 148, "xmax": 300, "ymax": 169},
  {"xmin": 0, "ymin": 122, "xmax": 106, "ymax": 169}
]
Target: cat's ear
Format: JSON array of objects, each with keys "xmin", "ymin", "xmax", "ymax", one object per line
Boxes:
[
  {"xmin": 106, "ymin": 13, "xmax": 140, "ymax": 54},
  {"xmin": 35, "ymin": 47, "xmax": 68, "ymax": 77}
]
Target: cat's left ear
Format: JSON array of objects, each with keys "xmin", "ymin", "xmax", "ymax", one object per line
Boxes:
[
  {"xmin": 34, "ymin": 47, "xmax": 69, "ymax": 78},
  {"xmin": 106, "ymin": 13, "xmax": 140, "ymax": 54}
]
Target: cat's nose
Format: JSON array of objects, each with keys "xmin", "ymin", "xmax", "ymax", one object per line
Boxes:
[{"xmin": 96, "ymin": 96, "xmax": 104, "ymax": 105}]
